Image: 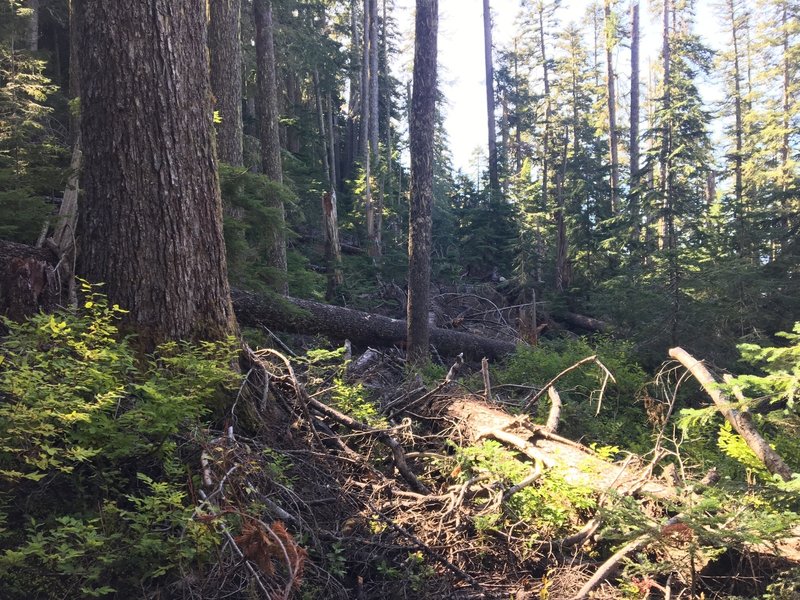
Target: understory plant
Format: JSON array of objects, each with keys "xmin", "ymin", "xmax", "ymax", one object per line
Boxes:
[{"xmin": 0, "ymin": 282, "xmax": 241, "ymax": 598}]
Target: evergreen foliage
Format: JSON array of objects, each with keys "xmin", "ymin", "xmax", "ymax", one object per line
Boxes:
[{"xmin": 0, "ymin": 0, "xmax": 65, "ymax": 243}]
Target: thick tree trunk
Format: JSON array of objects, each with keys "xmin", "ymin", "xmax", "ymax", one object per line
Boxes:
[
  {"xmin": 629, "ymin": 0, "xmax": 640, "ymax": 244},
  {"xmin": 254, "ymin": 0, "xmax": 288, "ymax": 294},
  {"xmin": 231, "ymin": 289, "xmax": 515, "ymax": 361},
  {"xmin": 604, "ymin": 0, "xmax": 619, "ymax": 215},
  {"xmin": 74, "ymin": 0, "xmax": 237, "ymax": 350},
  {"xmin": 209, "ymin": 0, "xmax": 244, "ymax": 166},
  {"xmin": 407, "ymin": 0, "xmax": 438, "ymax": 364},
  {"xmin": 482, "ymin": 0, "xmax": 499, "ymax": 193}
]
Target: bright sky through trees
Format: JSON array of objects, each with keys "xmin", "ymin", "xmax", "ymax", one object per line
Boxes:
[{"xmin": 396, "ymin": 0, "xmax": 725, "ymax": 173}]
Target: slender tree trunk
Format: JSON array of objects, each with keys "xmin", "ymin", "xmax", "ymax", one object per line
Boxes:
[
  {"xmin": 407, "ymin": 0, "xmax": 438, "ymax": 364},
  {"xmin": 538, "ymin": 6, "xmax": 551, "ymax": 214},
  {"xmin": 605, "ymin": 0, "xmax": 619, "ymax": 214},
  {"xmin": 660, "ymin": 0, "xmax": 678, "ymax": 344},
  {"xmin": 483, "ymin": 0, "xmax": 499, "ymax": 193},
  {"xmin": 254, "ymin": 0, "xmax": 288, "ymax": 294},
  {"xmin": 629, "ymin": 0, "xmax": 640, "ymax": 244},
  {"xmin": 315, "ymin": 69, "xmax": 344, "ymax": 295},
  {"xmin": 75, "ymin": 0, "xmax": 237, "ymax": 350},
  {"xmin": 513, "ymin": 41, "xmax": 522, "ymax": 174},
  {"xmin": 368, "ymin": 0, "xmax": 382, "ymax": 258},
  {"xmin": 727, "ymin": 0, "xmax": 744, "ymax": 255},
  {"xmin": 68, "ymin": 0, "xmax": 80, "ymax": 142},
  {"xmin": 659, "ymin": 0, "xmax": 672, "ymax": 253},
  {"xmin": 327, "ymin": 91, "xmax": 339, "ymax": 189},
  {"xmin": 345, "ymin": 0, "xmax": 360, "ymax": 181},
  {"xmin": 209, "ymin": 0, "xmax": 244, "ymax": 166},
  {"xmin": 27, "ymin": 0, "xmax": 38, "ymax": 51},
  {"xmin": 359, "ymin": 0, "xmax": 377, "ymax": 258},
  {"xmin": 554, "ymin": 133, "xmax": 569, "ymax": 293}
]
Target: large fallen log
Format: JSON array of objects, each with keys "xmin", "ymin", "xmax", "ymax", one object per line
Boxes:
[
  {"xmin": 231, "ymin": 288, "xmax": 518, "ymax": 361},
  {"xmin": 441, "ymin": 395, "xmax": 673, "ymax": 497},
  {"xmin": 0, "ymin": 239, "xmax": 519, "ymax": 360}
]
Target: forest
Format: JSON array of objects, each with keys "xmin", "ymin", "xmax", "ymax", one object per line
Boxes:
[{"xmin": 0, "ymin": 0, "xmax": 798, "ymax": 598}]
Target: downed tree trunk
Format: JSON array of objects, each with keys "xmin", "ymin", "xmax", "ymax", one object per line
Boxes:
[
  {"xmin": 0, "ymin": 240, "xmax": 518, "ymax": 360},
  {"xmin": 0, "ymin": 240, "xmax": 60, "ymax": 324},
  {"xmin": 441, "ymin": 395, "xmax": 673, "ymax": 497},
  {"xmin": 562, "ymin": 312, "xmax": 610, "ymax": 333},
  {"xmin": 231, "ymin": 288, "xmax": 517, "ymax": 361},
  {"xmin": 670, "ymin": 346, "xmax": 794, "ymax": 482}
]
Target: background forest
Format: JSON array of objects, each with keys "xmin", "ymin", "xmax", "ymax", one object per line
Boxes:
[
  {"xmin": 1, "ymin": 0, "xmax": 800, "ymax": 598},
  {"xmin": 1, "ymin": 0, "xmax": 798, "ymax": 368}
]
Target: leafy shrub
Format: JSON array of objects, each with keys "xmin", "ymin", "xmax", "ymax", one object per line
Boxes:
[
  {"xmin": 454, "ymin": 440, "xmax": 596, "ymax": 536},
  {"xmin": 0, "ymin": 283, "xmax": 240, "ymax": 597},
  {"xmin": 498, "ymin": 337, "xmax": 651, "ymax": 452}
]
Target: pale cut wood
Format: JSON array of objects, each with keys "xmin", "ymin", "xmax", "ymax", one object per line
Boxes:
[{"xmin": 669, "ymin": 346, "xmax": 793, "ymax": 481}]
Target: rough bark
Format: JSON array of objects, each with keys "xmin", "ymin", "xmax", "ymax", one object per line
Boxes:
[
  {"xmin": 554, "ymin": 136, "xmax": 568, "ymax": 293},
  {"xmin": 604, "ymin": 0, "xmax": 619, "ymax": 214},
  {"xmin": 209, "ymin": 0, "xmax": 244, "ymax": 166},
  {"xmin": 75, "ymin": 0, "xmax": 237, "ymax": 350},
  {"xmin": 313, "ymin": 71, "xmax": 343, "ymax": 295},
  {"xmin": 669, "ymin": 347, "xmax": 793, "ymax": 481},
  {"xmin": 629, "ymin": 0, "xmax": 640, "ymax": 243},
  {"xmin": 326, "ymin": 91, "xmax": 338, "ymax": 189},
  {"xmin": 407, "ymin": 0, "xmax": 438, "ymax": 364},
  {"xmin": 49, "ymin": 134, "xmax": 82, "ymax": 305},
  {"xmin": 482, "ymin": 0, "xmax": 499, "ymax": 193},
  {"xmin": 442, "ymin": 397, "xmax": 671, "ymax": 497},
  {"xmin": 0, "ymin": 240, "xmax": 59, "ymax": 325},
  {"xmin": 68, "ymin": 0, "xmax": 80, "ymax": 142},
  {"xmin": 231, "ymin": 288, "xmax": 515, "ymax": 361},
  {"xmin": 254, "ymin": 0, "xmax": 288, "ymax": 294},
  {"xmin": 562, "ymin": 311, "xmax": 610, "ymax": 333}
]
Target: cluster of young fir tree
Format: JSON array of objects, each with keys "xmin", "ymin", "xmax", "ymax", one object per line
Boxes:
[
  {"xmin": 490, "ymin": 0, "xmax": 799, "ymax": 366},
  {"xmin": 1, "ymin": 0, "xmax": 798, "ymax": 367}
]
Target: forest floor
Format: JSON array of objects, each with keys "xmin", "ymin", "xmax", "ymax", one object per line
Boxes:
[{"xmin": 204, "ymin": 286, "xmax": 800, "ymax": 600}]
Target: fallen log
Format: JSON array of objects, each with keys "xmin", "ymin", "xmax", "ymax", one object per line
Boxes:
[
  {"xmin": 562, "ymin": 312, "xmax": 610, "ymax": 333},
  {"xmin": 670, "ymin": 346, "xmax": 794, "ymax": 482},
  {"xmin": 0, "ymin": 239, "xmax": 519, "ymax": 360},
  {"xmin": 441, "ymin": 396, "xmax": 673, "ymax": 497},
  {"xmin": 231, "ymin": 288, "xmax": 518, "ymax": 361}
]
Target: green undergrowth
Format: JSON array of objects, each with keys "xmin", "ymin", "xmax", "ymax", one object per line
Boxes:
[
  {"xmin": 453, "ymin": 439, "xmax": 596, "ymax": 537},
  {"xmin": 0, "ymin": 283, "xmax": 241, "ymax": 598},
  {"xmin": 497, "ymin": 336, "xmax": 652, "ymax": 454}
]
